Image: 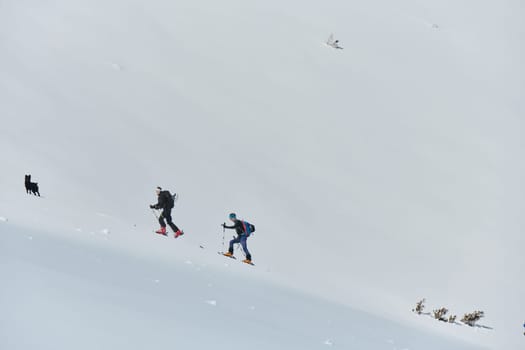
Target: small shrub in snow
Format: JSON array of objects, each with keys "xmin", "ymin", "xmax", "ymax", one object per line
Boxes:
[
  {"xmin": 448, "ymin": 315, "xmax": 457, "ymax": 323},
  {"xmin": 461, "ymin": 311, "xmax": 484, "ymax": 326},
  {"xmin": 412, "ymin": 298, "xmax": 426, "ymax": 314},
  {"xmin": 433, "ymin": 307, "xmax": 449, "ymax": 321}
]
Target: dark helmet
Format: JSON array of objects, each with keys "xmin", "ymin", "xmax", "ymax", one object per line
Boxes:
[{"xmin": 229, "ymin": 213, "xmax": 237, "ymax": 220}]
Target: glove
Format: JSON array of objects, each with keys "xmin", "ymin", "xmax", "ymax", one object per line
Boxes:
[
  {"xmin": 150, "ymin": 205, "xmax": 155, "ymax": 209},
  {"xmin": 221, "ymin": 223, "xmax": 226, "ymax": 228}
]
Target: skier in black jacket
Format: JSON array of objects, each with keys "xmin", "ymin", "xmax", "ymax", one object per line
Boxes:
[
  {"xmin": 150, "ymin": 186, "xmax": 183, "ymax": 238},
  {"xmin": 222, "ymin": 212, "xmax": 253, "ymax": 264}
]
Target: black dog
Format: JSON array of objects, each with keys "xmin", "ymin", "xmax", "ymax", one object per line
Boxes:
[{"xmin": 25, "ymin": 174, "xmax": 40, "ymax": 196}]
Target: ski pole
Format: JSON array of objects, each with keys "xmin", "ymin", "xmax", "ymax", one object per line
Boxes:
[
  {"xmin": 238, "ymin": 238, "xmax": 247, "ymax": 258},
  {"xmin": 237, "ymin": 243, "xmax": 245, "ymax": 257},
  {"xmin": 221, "ymin": 223, "xmax": 226, "ymax": 252},
  {"xmin": 151, "ymin": 208, "xmax": 159, "ymax": 220}
]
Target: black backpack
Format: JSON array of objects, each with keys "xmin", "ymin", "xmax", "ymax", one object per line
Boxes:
[{"xmin": 162, "ymin": 191, "xmax": 175, "ymax": 209}]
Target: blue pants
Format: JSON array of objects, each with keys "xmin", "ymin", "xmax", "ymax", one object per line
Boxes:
[{"xmin": 229, "ymin": 235, "xmax": 251, "ymax": 260}]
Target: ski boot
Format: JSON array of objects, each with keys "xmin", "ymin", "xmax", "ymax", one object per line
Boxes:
[{"xmin": 155, "ymin": 227, "xmax": 167, "ymax": 236}]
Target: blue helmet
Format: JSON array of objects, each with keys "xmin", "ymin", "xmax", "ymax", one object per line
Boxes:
[{"xmin": 229, "ymin": 213, "xmax": 237, "ymax": 220}]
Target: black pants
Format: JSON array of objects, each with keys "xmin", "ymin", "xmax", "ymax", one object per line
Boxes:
[{"xmin": 159, "ymin": 208, "xmax": 180, "ymax": 232}]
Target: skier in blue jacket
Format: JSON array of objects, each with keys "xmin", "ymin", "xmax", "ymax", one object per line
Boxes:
[{"xmin": 222, "ymin": 213, "xmax": 253, "ymax": 264}]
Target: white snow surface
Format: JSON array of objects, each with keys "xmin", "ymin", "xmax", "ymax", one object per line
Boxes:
[{"xmin": 0, "ymin": 0, "xmax": 523, "ymax": 349}]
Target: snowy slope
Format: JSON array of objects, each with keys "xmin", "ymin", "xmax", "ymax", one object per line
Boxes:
[
  {"xmin": 1, "ymin": 222, "xmax": 483, "ymax": 350},
  {"xmin": 0, "ymin": 0, "xmax": 523, "ymax": 348}
]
